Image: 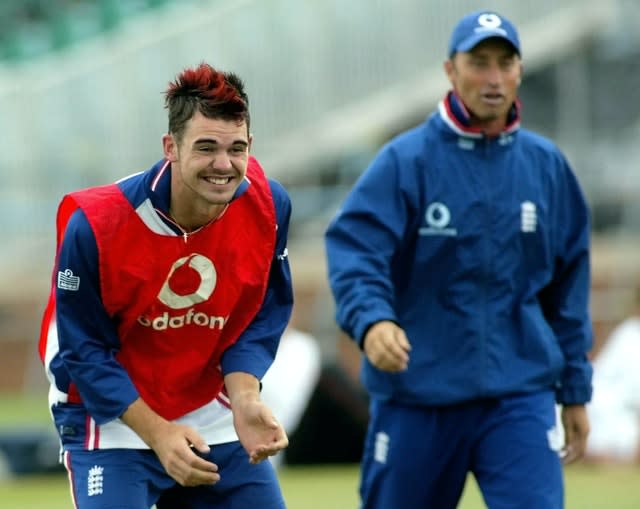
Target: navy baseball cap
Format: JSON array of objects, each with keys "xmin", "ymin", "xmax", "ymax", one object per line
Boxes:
[{"xmin": 448, "ymin": 11, "xmax": 521, "ymax": 57}]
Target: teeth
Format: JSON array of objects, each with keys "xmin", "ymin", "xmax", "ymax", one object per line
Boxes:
[{"xmin": 206, "ymin": 177, "xmax": 231, "ymax": 185}]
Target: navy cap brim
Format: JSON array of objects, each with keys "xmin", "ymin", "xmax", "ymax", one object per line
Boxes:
[{"xmin": 454, "ymin": 31, "xmax": 520, "ymax": 55}]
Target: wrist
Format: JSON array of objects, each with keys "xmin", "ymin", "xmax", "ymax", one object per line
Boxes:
[{"xmin": 224, "ymin": 372, "xmax": 260, "ymax": 400}]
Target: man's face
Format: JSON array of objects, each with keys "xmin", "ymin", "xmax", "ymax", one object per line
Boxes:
[
  {"xmin": 163, "ymin": 111, "xmax": 251, "ymax": 214},
  {"xmin": 445, "ymin": 38, "xmax": 522, "ymax": 127}
]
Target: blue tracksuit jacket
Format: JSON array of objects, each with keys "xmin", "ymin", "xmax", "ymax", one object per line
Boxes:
[{"xmin": 325, "ymin": 92, "xmax": 593, "ymax": 407}]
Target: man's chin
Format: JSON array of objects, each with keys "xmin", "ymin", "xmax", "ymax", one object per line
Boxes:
[
  {"xmin": 471, "ymin": 111, "xmax": 506, "ymax": 128},
  {"xmin": 205, "ymin": 191, "xmax": 234, "ymax": 206}
]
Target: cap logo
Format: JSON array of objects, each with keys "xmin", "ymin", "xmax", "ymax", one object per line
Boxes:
[
  {"xmin": 474, "ymin": 13, "xmax": 507, "ymax": 37},
  {"xmin": 477, "ymin": 13, "xmax": 502, "ymax": 29}
]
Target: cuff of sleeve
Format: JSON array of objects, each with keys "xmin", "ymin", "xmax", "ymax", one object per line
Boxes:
[
  {"xmin": 555, "ymin": 384, "xmax": 593, "ymax": 406},
  {"xmin": 93, "ymin": 386, "xmax": 139, "ymax": 425},
  {"xmin": 221, "ymin": 355, "xmax": 264, "ymax": 381},
  {"xmin": 353, "ymin": 312, "xmax": 398, "ymax": 349}
]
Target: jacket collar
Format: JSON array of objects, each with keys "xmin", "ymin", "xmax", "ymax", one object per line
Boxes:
[{"xmin": 438, "ymin": 91, "xmax": 521, "ymax": 139}]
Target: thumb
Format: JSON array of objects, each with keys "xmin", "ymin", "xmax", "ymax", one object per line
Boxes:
[
  {"xmin": 261, "ymin": 408, "xmax": 279, "ymax": 429},
  {"xmin": 186, "ymin": 431, "xmax": 210, "ymax": 454},
  {"xmin": 269, "ymin": 418, "xmax": 280, "ymax": 430},
  {"xmin": 396, "ymin": 329, "xmax": 412, "ymax": 351}
]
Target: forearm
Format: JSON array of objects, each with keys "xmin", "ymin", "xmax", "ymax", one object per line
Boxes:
[{"xmin": 120, "ymin": 397, "xmax": 171, "ymax": 449}]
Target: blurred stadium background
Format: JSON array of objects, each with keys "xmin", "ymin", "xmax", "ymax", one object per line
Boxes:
[{"xmin": 0, "ymin": 0, "xmax": 639, "ymax": 505}]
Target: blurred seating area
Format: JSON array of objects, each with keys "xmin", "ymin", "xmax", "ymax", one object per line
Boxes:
[{"xmin": 0, "ymin": 0, "xmax": 177, "ymax": 63}]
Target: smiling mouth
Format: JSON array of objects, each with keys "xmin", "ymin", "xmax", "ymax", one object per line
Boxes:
[{"xmin": 204, "ymin": 176, "xmax": 233, "ymax": 185}]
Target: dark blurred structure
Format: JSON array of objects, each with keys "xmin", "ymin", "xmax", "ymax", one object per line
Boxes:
[
  {"xmin": 285, "ymin": 362, "xmax": 368, "ymax": 465},
  {"xmin": 0, "ymin": 429, "xmax": 62, "ymax": 476},
  {"xmin": 0, "ymin": 0, "xmax": 174, "ymax": 63}
]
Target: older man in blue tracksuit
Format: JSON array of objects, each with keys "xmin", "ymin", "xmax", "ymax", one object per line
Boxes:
[{"xmin": 325, "ymin": 10, "xmax": 592, "ymax": 509}]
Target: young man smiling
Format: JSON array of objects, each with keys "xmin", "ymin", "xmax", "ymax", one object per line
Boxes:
[
  {"xmin": 40, "ymin": 62, "xmax": 293, "ymax": 509},
  {"xmin": 325, "ymin": 11, "xmax": 592, "ymax": 509}
]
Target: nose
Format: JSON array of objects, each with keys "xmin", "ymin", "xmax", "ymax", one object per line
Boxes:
[
  {"xmin": 213, "ymin": 151, "xmax": 232, "ymax": 170},
  {"xmin": 486, "ymin": 63, "xmax": 502, "ymax": 86}
]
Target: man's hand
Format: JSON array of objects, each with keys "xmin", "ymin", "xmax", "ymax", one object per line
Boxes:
[
  {"xmin": 561, "ymin": 404, "xmax": 590, "ymax": 464},
  {"xmin": 225, "ymin": 372, "xmax": 288, "ymax": 464},
  {"xmin": 121, "ymin": 398, "xmax": 219, "ymax": 486},
  {"xmin": 232, "ymin": 394, "xmax": 289, "ymax": 464},
  {"xmin": 363, "ymin": 320, "xmax": 411, "ymax": 372},
  {"xmin": 148, "ymin": 421, "xmax": 220, "ymax": 486}
]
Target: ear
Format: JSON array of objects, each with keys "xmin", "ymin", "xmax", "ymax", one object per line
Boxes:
[
  {"xmin": 162, "ymin": 133, "xmax": 178, "ymax": 162},
  {"xmin": 248, "ymin": 132, "xmax": 253, "ymax": 152},
  {"xmin": 444, "ymin": 58, "xmax": 455, "ymax": 85},
  {"xmin": 517, "ymin": 62, "xmax": 524, "ymax": 85}
]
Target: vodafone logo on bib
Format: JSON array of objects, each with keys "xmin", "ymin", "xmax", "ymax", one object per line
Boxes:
[
  {"xmin": 158, "ymin": 254, "xmax": 217, "ymax": 309},
  {"xmin": 137, "ymin": 253, "xmax": 228, "ymax": 331}
]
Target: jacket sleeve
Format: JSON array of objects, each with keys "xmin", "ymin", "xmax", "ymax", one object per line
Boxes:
[
  {"xmin": 539, "ymin": 157, "xmax": 593, "ymax": 405},
  {"xmin": 221, "ymin": 180, "xmax": 294, "ymax": 379},
  {"xmin": 55, "ymin": 209, "xmax": 140, "ymax": 425},
  {"xmin": 324, "ymin": 145, "xmax": 409, "ymax": 346}
]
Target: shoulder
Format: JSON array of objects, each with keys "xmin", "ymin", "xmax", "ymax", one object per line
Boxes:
[
  {"xmin": 116, "ymin": 167, "xmax": 156, "ymax": 209},
  {"xmin": 515, "ymin": 128, "xmax": 577, "ymax": 181},
  {"xmin": 267, "ymin": 178, "xmax": 290, "ymax": 203},
  {"xmin": 386, "ymin": 119, "xmax": 434, "ymax": 154},
  {"xmin": 65, "ymin": 170, "xmax": 149, "ymax": 213},
  {"xmin": 371, "ymin": 117, "xmax": 441, "ymax": 175},
  {"xmin": 361, "ymin": 120, "xmax": 436, "ymax": 189},
  {"xmin": 65, "ymin": 208, "xmax": 93, "ymax": 238},
  {"xmin": 59, "ymin": 208, "xmax": 98, "ymax": 262},
  {"xmin": 246, "ymin": 157, "xmax": 289, "ymax": 204},
  {"xmin": 517, "ymin": 128, "xmax": 566, "ymax": 161},
  {"xmin": 244, "ymin": 156, "xmax": 291, "ymax": 206},
  {"xmin": 267, "ymin": 178, "xmax": 292, "ymax": 219}
]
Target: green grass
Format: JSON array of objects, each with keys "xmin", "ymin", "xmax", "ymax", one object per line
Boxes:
[
  {"xmin": 0, "ymin": 463, "xmax": 639, "ymax": 508},
  {"xmin": 0, "ymin": 393, "xmax": 51, "ymax": 429},
  {"xmin": 2, "ymin": 395, "xmax": 639, "ymax": 508}
]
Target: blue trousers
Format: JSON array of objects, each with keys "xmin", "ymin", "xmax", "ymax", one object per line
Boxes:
[
  {"xmin": 360, "ymin": 391, "xmax": 563, "ymax": 509},
  {"xmin": 63, "ymin": 441, "xmax": 285, "ymax": 509}
]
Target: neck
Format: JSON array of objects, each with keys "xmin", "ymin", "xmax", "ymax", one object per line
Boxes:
[
  {"xmin": 169, "ymin": 202, "xmax": 227, "ymax": 233},
  {"xmin": 470, "ymin": 116, "xmax": 507, "ymax": 138},
  {"xmin": 448, "ymin": 92, "xmax": 518, "ymax": 138}
]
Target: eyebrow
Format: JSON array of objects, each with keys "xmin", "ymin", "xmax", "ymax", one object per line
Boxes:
[{"xmin": 193, "ymin": 138, "xmax": 249, "ymax": 147}]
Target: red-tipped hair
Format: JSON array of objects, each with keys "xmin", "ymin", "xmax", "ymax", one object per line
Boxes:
[
  {"xmin": 164, "ymin": 62, "xmax": 249, "ymax": 139},
  {"xmin": 166, "ymin": 63, "xmax": 245, "ymax": 107}
]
